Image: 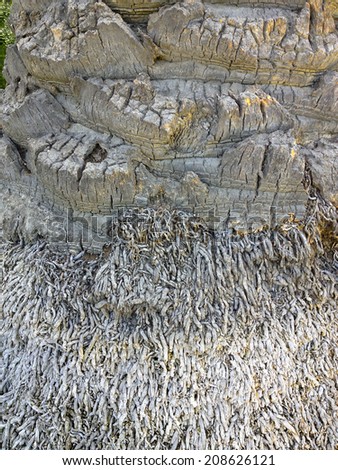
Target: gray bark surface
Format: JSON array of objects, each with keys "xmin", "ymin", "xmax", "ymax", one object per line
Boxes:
[
  {"xmin": 1, "ymin": 0, "xmax": 337, "ymax": 451},
  {"xmin": 1, "ymin": 0, "xmax": 337, "ymax": 247}
]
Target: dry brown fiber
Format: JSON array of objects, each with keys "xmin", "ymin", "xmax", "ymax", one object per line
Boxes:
[{"xmin": 1, "ymin": 205, "xmax": 337, "ymax": 450}]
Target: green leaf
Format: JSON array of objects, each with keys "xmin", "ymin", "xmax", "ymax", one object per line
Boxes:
[{"xmin": 0, "ymin": 0, "xmax": 14, "ymax": 88}]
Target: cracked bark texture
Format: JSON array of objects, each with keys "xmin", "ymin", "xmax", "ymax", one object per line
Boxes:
[
  {"xmin": 1, "ymin": 0, "xmax": 337, "ymax": 248},
  {"xmin": 1, "ymin": 1, "xmax": 338, "ymax": 452}
]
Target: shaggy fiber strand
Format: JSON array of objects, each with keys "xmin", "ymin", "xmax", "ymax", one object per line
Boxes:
[{"xmin": 1, "ymin": 207, "xmax": 337, "ymax": 450}]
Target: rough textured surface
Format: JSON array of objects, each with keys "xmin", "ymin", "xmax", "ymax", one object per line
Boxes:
[
  {"xmin": 0, "ymin": 0, "xmax": 337, "ymax": 451},
  {"xmin": 1, "ymin": 0, "xmax": 337, "ymax": 246},
  {"xmin": 1, "ymin": 208, "xmax": 338, "ymax": 450}
]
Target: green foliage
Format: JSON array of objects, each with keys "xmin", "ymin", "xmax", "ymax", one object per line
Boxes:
[{"xmin": 0, "ymin": 0, "xmax": 14, "ymax": 88}]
